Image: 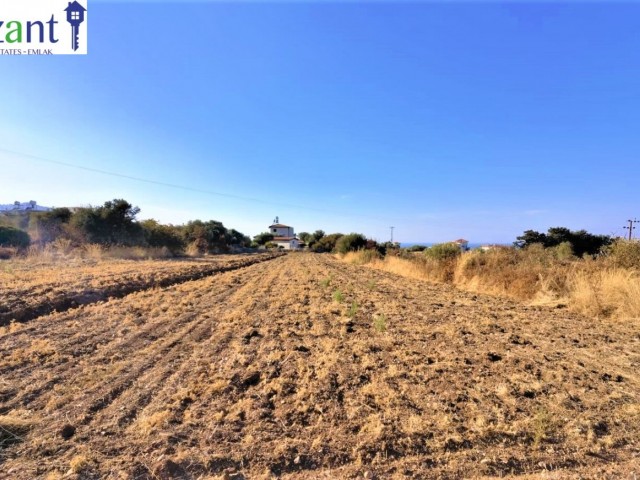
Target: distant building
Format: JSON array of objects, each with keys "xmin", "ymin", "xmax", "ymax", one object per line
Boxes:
[
  {"xmin": 268, "ymin": 217, "xmax": 301, "ymax": 250},
  {"xmin": 480, "ymin": 244, "xmax": 510, "ymax": 252},
  {"xmin": 0, "ymin": 200, "xmax": 52, "ymax": 213},
  {"xmin": 452, "ymin": 238, "xmax": 469, "ymax": 251}
]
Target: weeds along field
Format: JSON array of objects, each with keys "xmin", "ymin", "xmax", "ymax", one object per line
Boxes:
[
  {"xmin": 0, "ymin": 253, "xmax": 639, "ymax": 479},
  {"xmin": 0, "ymin": 253, "xmax": 281, "ymax": 326}
]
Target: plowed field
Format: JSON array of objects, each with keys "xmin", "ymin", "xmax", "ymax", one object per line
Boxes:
[{"xmin": 1, "ymin": 253, "xmax": 638, "ymax": 479}]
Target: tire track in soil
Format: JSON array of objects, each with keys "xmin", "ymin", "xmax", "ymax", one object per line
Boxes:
[
  {"xmin": 0, "ymin": 253, "xmax": 282, "ymax": 327},
  {"xmin": 2, "ymin": 254, "xmax": 639, "ymax": 479},
  {"xmin": 0, "ymin": 266, "xmax": 258, "ymax": 413},
  {"xmin": 0, "ymin": 257, "xmax": 288, "ymax": 477},
  {"xmin": 0, "ymin": 256, "xmax": 284, "ymax": 404},
  {"xmin": 92, "ymin": 258, "xmax": 284, "ymax": 435}
]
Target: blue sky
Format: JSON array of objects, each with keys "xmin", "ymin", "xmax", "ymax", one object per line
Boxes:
[{"xmin": 1, "ymin": 1, "xmax": 639, "ymax": 243}]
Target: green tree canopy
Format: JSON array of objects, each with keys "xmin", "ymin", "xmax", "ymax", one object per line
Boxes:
[
  {"xmin": 0, "ymin": 226, "xmax": 30, "ymax": 248},
  {"xmin": 69, "ymin": 199, "xmax": 144, "ymax": 246},
  {"xmin": 515, "ymin": 227, "xmax": 611, "ymax": 257}
]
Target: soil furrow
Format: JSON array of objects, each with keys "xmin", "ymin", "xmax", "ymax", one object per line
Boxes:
[
  {"xmin": 0, "ymin": 253, "xmax": 282, "ymax": 326},
  {"xmin": 1, "ymin": 253, "xmax": 638, "ymax": 479}
]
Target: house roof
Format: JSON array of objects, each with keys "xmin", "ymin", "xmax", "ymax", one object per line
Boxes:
[
  {"xmin": 269, "ymin": 223, "xmax": 291, "ymax": 228},
  {"xmin": 65, "ymin": 1, "xmax": 87, "ymax": 12},
  {"xmin": 453, "ymin": 239, "xmax": 469, "ymax": 243}
]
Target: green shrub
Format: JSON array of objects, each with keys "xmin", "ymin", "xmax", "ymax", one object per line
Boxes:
[
  {"xmin": 373, "ymin": 314, "xmax": 387, "ymax": 332},
  {"xmin": 332, "ymin": 289, "xmax": 344, "ymax": 303},
  {"xmin": 334, "ymin": 233, "xmax": 367, "ymax": 254},
  {"xmin": 424, "ymin": 242, "xmax": 461, "ymax": 261},
  {"xmin": 0, "ymin": 226, "xmax": 30, "ymax": 248},
  {"xmin": 347, "ymin": 301, "xmax": 358, "ymax": 318},
  {"xmin": 140, "ymin": 219, "xmax": 185, "ymax": 254},
  {"xmin": 311, "ymin": 233, "xmax": 343, "ymax": 253}
]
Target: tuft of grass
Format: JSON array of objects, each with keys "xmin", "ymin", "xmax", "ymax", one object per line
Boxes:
[
  {"xmin": 320, "ymin": 275, "xmax": 333, "ymax": 288},
  {"xmin": 373, "ymin": 314, "xmax": 387, "ymax": 333},
  {"xmin": 332, "ymin": 289, "xmax": 344, "ymax": 303},
  {"xmin": 69, "ymin": 454, "xmax": 92, "ymax": 473},
  {"xmin": 0, "ymin": 415, "xmax": 35, "ymax": 449},
  {"xmin": 347, "ymin": 301, "xmax": 358, "ymax": 318},
  {"xmin": 366, "ymin": 279, "xmax": 376, "ymax": 290},
  {"xmin": 532, "ymin": 407, "xmax": 555, "ymax": 448}
]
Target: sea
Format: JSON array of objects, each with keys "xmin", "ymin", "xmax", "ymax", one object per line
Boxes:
[{"xmin": 400, "ymin": 242, "xmax": 509, "ymax": 250}]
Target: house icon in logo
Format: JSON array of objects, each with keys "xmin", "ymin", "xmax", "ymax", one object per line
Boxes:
[{"xmin": 64, "ymin": 1, "xmax": 86, "ymax": 51}]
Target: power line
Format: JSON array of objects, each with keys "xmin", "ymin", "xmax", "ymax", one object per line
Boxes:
[{"xmin": 0, "ymin": 147, "xmax": 400, "ymax": 223}]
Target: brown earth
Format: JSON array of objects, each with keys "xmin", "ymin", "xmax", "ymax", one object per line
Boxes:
[
  {"xmin": 0, "ymin": 253, "xmax": 281, "ymax": 325},
  {"xmin": 0, "ymin": 253, "xmax": 638, "ymax": 479}
]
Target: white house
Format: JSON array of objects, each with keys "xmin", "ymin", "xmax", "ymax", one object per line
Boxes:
[
  {"xmin": 268, "ymin": 218, "xmax": 302, "ymax": 250},
  {"xmin": 452, "ymin": 238, "xmax": 469, "ymax": 251},
  {"xmin": 0, "ymin": 200, "xmax": 51, "ymax": 213}
]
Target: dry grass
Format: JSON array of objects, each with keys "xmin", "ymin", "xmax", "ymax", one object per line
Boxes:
[
  {"xmin": 0, "ymin": 252, "xmax": 279, "ymax": 326},
  {"xmin": 0, "ymin": 415, "xmax": 35, "ymax": 449},
  {"xmin": 1, "ymin": 253, "xmax": 639, "ymax": 478},
  {"xmin": 341, "ymin": 246, "xmax": 640, "ymax": 320}
]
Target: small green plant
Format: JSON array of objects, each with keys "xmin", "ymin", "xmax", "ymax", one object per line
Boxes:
[
  {"xmin": 373, "ymin": 314, "xmax": 387, "ymax": 332},
  {"xmin": 366, "ymin": 279, "xmax": 376, "ymax": 290},
  {"xmin": 347, "ymin": 301, "xmax": 358, "ymax": 318},
  {"xmin": 332, "ymin": 289, "xmax": 344, "ymax": 303},
  {"xmin": 532, "ymin": 407, "xmax": 554, "ymax": 448},
  {"xmin": 320, "ymin": 275, "xmax": 333, "ymax": 288}
]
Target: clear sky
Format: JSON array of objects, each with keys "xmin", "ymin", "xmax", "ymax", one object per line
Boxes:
[{"xmin": 1, "ymin": 1, "xmax": 639, "ymax": 243}]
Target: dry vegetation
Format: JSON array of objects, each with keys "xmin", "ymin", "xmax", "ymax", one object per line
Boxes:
[
  {"xmin": 0, "ymin": 252, "xmax": 281, "ymax": 326},
  {"xmin": 0, "ymin": 253, "xmax": 638, "ymax": 478},
  {"xmin": 342, "ymin": 244, "xmax": 640, "ymax": 321}
]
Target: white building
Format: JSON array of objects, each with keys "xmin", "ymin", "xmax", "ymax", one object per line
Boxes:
[
  {"xmin": 268, "ymin": 219, "xmax": 302, "ymax": 250},
  {"xmin": 0, "ymin": 200, "xmax": 51, "ymax": 213},
  {"xmin": 452, "ymin": 238, "xmax": 469, "ymax": 251}
]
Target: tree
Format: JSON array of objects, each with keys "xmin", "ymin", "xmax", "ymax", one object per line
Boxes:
[
  {"xmin": 228, "ymin": 229, "xmax": 251, "ymax": 248},
  {"xmin": 253, "ymin": 232, "xmax": 275, "ymax": 246},
  {"xmin": 140, "ymin": 219, "xmax": 185, "ymax": 254},
  {"xmin": 335, "ymin": 233, "xmax": 367, "ymax": 254},
  {"xmin": 514, "ymin": 230, "xmax": 548, "ymax": 249},
  {"xmin": 29, "ymin": 208, "xmax": 72, "ymax": 244},
  {"xmin": 0, "ymin": 226, "xmax": 30, "ymax": 248},
  {"xmin": 69, "ymin": 199, "xmax": 144, "ymax": 246},
  {"xmin": 298, "ymin": 232, "xmax": 312, "ymax": 243},
  {"xmin": 183, "ymin": 220, "xmax": 229, "ymax": 253},
  {"xmin": 311, "ymin": 233, "xmax": 343, "ymax": 253},
  {"xmin": 515, "ymin": 227, "xmax": 611, "ymax": 257}
]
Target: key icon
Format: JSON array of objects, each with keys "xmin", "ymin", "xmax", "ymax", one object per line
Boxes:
[{"xmin": 64, "ymin": 1, "xmax": 87, "ymax": 52}]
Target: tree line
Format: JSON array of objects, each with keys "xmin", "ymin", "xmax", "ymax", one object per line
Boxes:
[{"xmin": 0, "ymin": 199, "xmax": 251, "ymax": 254}]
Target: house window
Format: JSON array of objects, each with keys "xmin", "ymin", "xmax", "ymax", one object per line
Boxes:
[{"xmin": 71, "ymin": 11, "xmax": 80, "ymax": 20}]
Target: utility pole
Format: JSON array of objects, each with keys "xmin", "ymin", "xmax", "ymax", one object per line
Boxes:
[
  {"xmin": 624, "ymin": 219, "xmax": 639, "ymax": 241},
  {"xmin": 390, "ymin": 226, "xmax": 394, "ymax": 243}
]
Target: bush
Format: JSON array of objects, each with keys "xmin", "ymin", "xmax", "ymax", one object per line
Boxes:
[
  {"xmin": 334, "ymin": 233, "xmax": 367, "ymax": 254},
  {"xmin": 311, "ymin": 233, "xmax": 343, "ymax": 253},
  {"xmin": 28, "ymin": 208, "xmax": 72, "ymax": 244},
  {"xmin": 0, "ymin": 226, "xmax": 30, "ymax": 248},
  {"xmin": 515, "ymin": 227, "xmax": 611, "ymax": 257},
  {"xmin": 69, "ymin": 199, "xmax": 144, "ymax": 246},
  {"xmin": 424, "ymin": 242, "xmax": 461, "ymax": 261},
  {"xmin": 604, "ymin": 240, "xmax": 640, "ymax": 269},
  {"xmin": 140, "ymin": 219, "xmax": 185, "ymax": 254}
]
